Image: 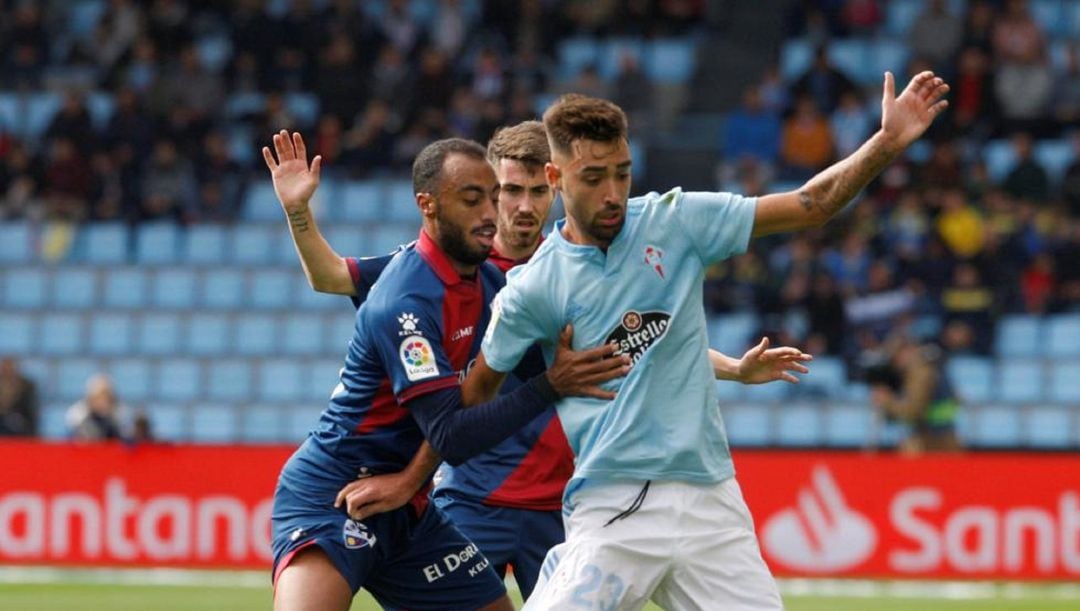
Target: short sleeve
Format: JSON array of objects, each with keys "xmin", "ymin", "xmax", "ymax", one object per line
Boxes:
[
  {"xmin": 674, "ymin": 191, "xmax": 757, "ymax": 265},
  {"xmin": 481, "ymin": 274, "xmax": 555, "ymax": 373},
  {"xmin": 363, "ymin": 296, "xmax": 458, "ymax": 403},
  {"xmin": 347, "ymin": 253, "xmax": 396, "ymax": 309}
]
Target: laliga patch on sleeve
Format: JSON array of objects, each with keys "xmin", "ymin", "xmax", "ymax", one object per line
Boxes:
[{"xmin": 399, "ymin": 335, "xmax": 439, "ymax": 381}]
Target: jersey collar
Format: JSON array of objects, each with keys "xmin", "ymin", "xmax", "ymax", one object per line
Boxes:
[
  {"xmin": 488, "ymin": 235, "xmax": 544, "ymax": 273},
  {"xmin": 416, "ymin": 228, "xmax": 466, "ymax": 286}
]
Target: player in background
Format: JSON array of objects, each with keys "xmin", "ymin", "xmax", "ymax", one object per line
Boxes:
[
  {"xmin": 262, "ymin": 134, "xmax": 630, "ymax": 611},
  {"xmin": 464, "ymin": 72, "xmax": 950, "ymax": 610},
  {"xmin": 269, "ymin": 121, "xmax": 811, "ymax": 599}
]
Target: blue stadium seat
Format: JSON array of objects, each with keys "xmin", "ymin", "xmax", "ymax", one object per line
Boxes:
[
  {"xmin": 187, "ymin": 313, "xmax": 232, "ymax": 355},
  {"xmin": 1045, "ymin": 315, "xmax": 1080, "ymax": 359},
  {"xmin": 67, "ymin": 0, "xmax": 107, "ymax": 37},
  {"xmin": 40, "ymin": 404, "xmax": 69, "ymax": 440},
  {"xmin": 1035, "ymin": 139, "xmax": 1074, "ymax": 185},
  {"xmin": 79, "ymin": 223, "xmax": 129, "ymax": 264},
  {"xmin": 207, "ymin": 359, "xmax": 253, "ymax": 401},
  {"xmin": 337, "ymin": 181, "xmax": 386, "ymax": 223},
  {"xmin": 368, "ymin": 224, "xmax": 418, "ymax": 257},
  {"xmin": 870, "ymin": 39, "xmax": 909, "ymax": 84},
  {"xmin": 196, "ymin": 35, "xmax": 234, "ymax": 73},
  {"xmin": 707, "ymin": 313, "xmax": 758, "ymax": 359},
  {"xmin": 202, "ymin": 269, "xmax": 245, "ymax": 310},
  {"xmin": 259, "ymin": 359, "xmax": 304, "ymax": 402},
  {"xmin": 3, "ymin": 268, "xmax": 47, "ymax": 309},
  {"xmin": 995, "ymin": 314, "xmax": 1042, "ymax": 358},
  {"xmin": 997, "ymin": 360, "xmax": 1045, "ymax": 404},
  {"xmin": 827, "ymin": 38, "xmax": 868, "ymax": 83},
  {"xmin": 136, "ymin": 313, "xmax": 182, "ymax": 355},
  {"xmin": 324, "ymin": 226, "xmax": 369, "ymax": 259},
  {"xmin": 557, "ymin": 38, "xmax": 600, "ymax": 81},
  {"xmin": 184, "ymin": 225, "xmax": 228, "ymax": 265},
  {"xmin": 1068, "ymin": 1, "xmax": 1080, "ymax": 37},
  {"xmin": 285, "ymin": 92, "xmax": 320, "ymax": 127},
  {"xmin": 157, "ymin": 358, "xmax": 201, "ymax": 402},
  {"xmin": 385, "ymin": 181, "xmax": 418, "ymax": 223},
  {"xmin": 1049, "ymin": 361, "xmax": 1080, "ymax": 404},
  {"xmin": 775, "ymin": 403, "xmax": 823, "ymax": 446},
  {"xmin": 781, "ymin": 38, "xmax": 813, "ymax": 81},
  {"xmin": 101, "ymin": 268, "xmax": 147, "ymax": 309},
  {"xmin": 324, "ymin": 316, "xmax": 356, "ymax": 355},
  {"xmin": 0, "ymin": 313, "xmax": 34, "ymax": 353},
  {"xmin": 235, "ymin": 314, "xmax": 278, "ymax": 355},
  {"xmin": 225, "ymin": 91, "xmax": 265, "ymax": 118},
  {"xmin": 88, "ymin": 313, "xmax": 133, "ymax": 356},
  {"xmin": 146, "ymin": 403, "xmax": 189, "ymax": 442},
  {"xmin": 0, "ymin": 95, "xmax": 20, "ymax": 135},
  {"xmin": 231, "ymin": 226, "xmax": 276, "ymax": 264},
  {"xmin": 151, "ymin": 268, "xmax": 197, "ymax": 309},
  {"xmin": 0, "ymin": 222, "xmax": 33, "ymax": 263},
  {"xmin": 249, "ymin": 269, "xmax": 294, "ymax": 310},
  {"xmin": 714, "ymin": 379, "xmax": 743, "ymax": 403},
  {"xmin": 283, "ymin": 317, "xmax": 324, "ymax": 355},
  {"xmin": 135, "ymin": 223, "xmax": 180, "ymax": 264},
  {"xmin": 240, "ymin": 180, "xmax": 281, "ymax": 222},
  {"xmin": 1030, "ymin": 0, "xmax": 1064, "ymax": 37},
  {"xmin": 970, "ymin": 404, "xmax": 1023, "ymax": 447},
  {"xmin": 844, "ymin": 382, "xmax": 871, "ymax": 403},
  {"xmin": 39, "ymin": 313, "xmax": 84, "ymax": 355},
  {"xmin": 23, "ymin": 92, "xmax": 62, "ymax": 139},
  {"xmin": 86, "ymin": 91, "xmax": 115, "ymax": 129},
  {"xmin": 297, "ymin": 287, "xmax": 343, "ymax": 312},
  {"xmin": 983, "ymin": 139, "xmax": 1016, "ymax": 183},
  {"xmin": 285, "ymin": 404, "xmax": 323, "ymax": 442},
  {"xmin": 1026, "ymin": 405, "xmax": 1073, "ymax": 448},
  {"xmin": 57, "ymin": 358, "xmax": 99, "ymax": 400},
  {"xmin": 720, "ymin": 403, "xmax": 770, "ymax": 447},
  {"xmin": 645, "ymin": 38, "xmax": 697, "ymax": 84},
  {"xmin": 799, "ymin": 356, "xmax": 846, "ymax": 399},
  {"xmin": 825, "ymin": 404, "xmax": 874, "ymax": 447},
  {"xmin": 191, "ymin": 404, "xmax": 240, "ymax": 443},
  {"xmin": 884, "ymin": 0, "xmax": 923, "ymax": 36},
  {"xmin": 307, "ymin": 358, "xmax": 341, "ymax": 402},
  {"xmin": 50, "ymin": 268, "xmax": 97, "ymax": 309},
  {"xmin": 946, "ymin": 356, "xmax": 995, "ymax": 404},
  {"xmin": 240, "ymin": 405, "xmax": 285, "ymax": 443},
  {"xmin": 108, "ymin": 359, "xmax": 152, "ymax": 402},
  {"xmin": 18, "ymin": 358, "xmax": 51, "ymax": 389},
  {"xmin": 599, "ymin": 38, "xmax": 645, "ymax": 80},
  {"xmin": 227, "ymin": 124, "xmax": 256, "ymax": 165}
]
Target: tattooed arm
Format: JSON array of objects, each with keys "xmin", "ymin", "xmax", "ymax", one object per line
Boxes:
[
  {"xmin": 752, "ymin": 71, "xmax": 949, "ymax": 238},
  {"xmin": 263, "ymin": 129, "xmax": 355, "ymax": 295}
]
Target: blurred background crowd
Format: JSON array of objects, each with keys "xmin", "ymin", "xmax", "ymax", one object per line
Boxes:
[{"xmin": 0, "ymin": 0, "xmax": 1077, "ymax": 449}]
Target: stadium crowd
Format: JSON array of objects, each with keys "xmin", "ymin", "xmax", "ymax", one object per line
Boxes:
[{"xmin": 0, "ymin": 0, "xmax": 1077, "ymax": 368}]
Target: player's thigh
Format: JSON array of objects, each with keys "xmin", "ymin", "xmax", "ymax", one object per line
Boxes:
[
  {"xmin": 274, "ymin": 546, "xmax": 353, "ymax": 611},
  {"xmin": 653, "ymin": 479, "xmax": 782, "ymax": 611},
  {"xmin": 369, "ymin": 505, "xmax": 508, "ymax": 611},
  {"xmin": 525, "ymin": 483, "xmax": 670, "ymax": 611},
  {"xmin": 434, "ymin": 492, "xmax": 517, "ymax": 571},
  {"xmin": 511, "ymin": 508, "xmax": 564, "ymax": 600}
]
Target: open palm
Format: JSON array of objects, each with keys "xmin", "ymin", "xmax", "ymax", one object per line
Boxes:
[
  {"xmin": 880, "ymin": 71, "xmax": 949, "ymax": 149},
  {"xmin": 262, "ymin": 129, "xmax": 322, "ymax": 210}
]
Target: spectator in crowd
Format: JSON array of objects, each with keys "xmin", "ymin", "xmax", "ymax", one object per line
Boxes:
[
  {"xmin": 830, "ymin": 90, "xmax": 872, "ymax": 158},
  {"xmin": 0, "ymin": 358, "xmax": 38, "ymax": 437},
  {"xmin": 794, "ymin": 46, "xmax": 857, "ymax": 115},
  {"xmin": 66, "ymin": 374, "xmax": 128, "ymax": 441},
  {"xmin": 1003, "ymin": 131, "xmax": 1049, "ymax": 202},
  {"xmin": 950, "ymin": 46, "xmax": 998, "ymax": 137},
  {"xmin": 780, "ymin": 95, "xmax": 834, "ymax": 181},
  {"xmin": 139, "ymin": 138, "xmax": 198, "ymax": 222},
  {"xmin": 909, "ymin": 0, "xmax": 964, "ymax": 73}
]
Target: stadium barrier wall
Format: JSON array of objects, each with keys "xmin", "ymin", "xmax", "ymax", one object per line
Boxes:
[{"xmin": 1, "ymin": 442, "xmax": 1078, "ymax": 580}]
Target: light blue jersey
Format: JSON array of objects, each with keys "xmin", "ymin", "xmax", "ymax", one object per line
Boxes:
[{"xmin": 481, "ymin": 188, "xmax": 756, "ymax": 496}]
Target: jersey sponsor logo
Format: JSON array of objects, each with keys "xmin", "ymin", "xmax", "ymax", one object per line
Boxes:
[
  {"xmin": 422, "ymin": 542, "xmax": 487, "ymax": 582},
  {"xmin": 400, "ymin": 335, "xmax": 439, "ymax": 381},
  {"xmin": 398, "ymin": 313, "xmax": 421, "ymax": 336},
  {"xmin": 760, "ymin": 466, "xmax": 876, "ymax": 572},
  {"xmin": 604, "ymin": 310, "xmax": 671, "ymax": 364},
  {"xmin": 450, "ymin": 325, "xmax": 474, "ymax": 342},
  {"xmin": 643, "ymin": 245, "xmax": 665, "ymax": 279},
  {"xmin": 342, "ymin": 519, "xmax": 376, "ymax": 550}
]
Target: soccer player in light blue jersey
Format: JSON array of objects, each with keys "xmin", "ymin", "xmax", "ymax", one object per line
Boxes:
[{"xmin": 465, "ymin": 71, "xmax": 950, "ymax": 610}]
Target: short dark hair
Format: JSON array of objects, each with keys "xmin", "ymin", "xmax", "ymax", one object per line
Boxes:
[
  {"xmin": 486, "ymin": 121, "xmax": 550, "ymax": 171},
  {"xmin": 542, "ymin": 94, "xmax": 628, "ymax": 156},
  {"xmin": 412, "ymin": 138, "xmax": 487, "ymax": 194}
]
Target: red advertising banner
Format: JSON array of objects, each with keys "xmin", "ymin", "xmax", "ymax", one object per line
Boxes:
[
  {"xmin": 734, "ymin": 450, "xmax": 1080, "ymax": 580},
  {"xmin": 2, "ymin": 442, "xmax": 1079, "ymax": 580}
]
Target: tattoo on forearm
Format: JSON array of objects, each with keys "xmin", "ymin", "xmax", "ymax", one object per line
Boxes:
[
  {"xmin": 287, "ymin": 209, "xmax": 309, "ymax": 233},
  {"xmin": 800, "ymin": 134, "xmax": 898, "ymax": 220}
]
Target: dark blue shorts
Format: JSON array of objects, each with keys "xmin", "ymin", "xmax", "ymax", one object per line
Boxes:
[
  {"xmin": 272, "ymin": 476, "xmax": 505, "ymax": 610},
  {"xmin": 432, "ymin": 490, "xmax": 564, "ymax": 600}
]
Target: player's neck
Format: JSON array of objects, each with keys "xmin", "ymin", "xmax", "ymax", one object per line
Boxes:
[{"xmin": 561, "ymin": 217, "xmax": 611, "ymax": 252}]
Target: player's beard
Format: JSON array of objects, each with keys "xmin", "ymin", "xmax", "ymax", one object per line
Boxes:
[
  {"xmin": 496, "ymin": 213, "xmax": 542, "ymax": 251},
  {"xmin": 437, "ymin": 212, "xmax": 491, "ymax": 266},
  {"xmin": 584, "ymin": 206, "xmax": 625, "ymax": 245}
]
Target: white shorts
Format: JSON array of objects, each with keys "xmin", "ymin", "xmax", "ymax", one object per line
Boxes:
[{"xmin": 524, "ymin": 478, "xmax": 783, "ymax": 611}]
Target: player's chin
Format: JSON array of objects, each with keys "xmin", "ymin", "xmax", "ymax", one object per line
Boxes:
[{"xmin": 591, "ymin": 219, "xmax": 624, "ymax": 240}]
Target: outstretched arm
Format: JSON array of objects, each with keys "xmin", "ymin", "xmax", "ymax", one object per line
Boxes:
[
  {"xmin": 752, "ymin": 71, "xmax": 949, "ymax": 238},
  {"xmin": 710, "ymin": 338, "xmax": 812, "ymax": 384},
  {"xmin": 263, "ymin": 130, "xmax": 355, "ymax": 295}
]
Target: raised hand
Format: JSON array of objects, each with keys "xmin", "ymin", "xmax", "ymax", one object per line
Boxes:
[
  {"xmin": 262, "ymin": 129, "xmax": 322, "ymax": 211},
  {"xmin": 545, "ymin": 325, "xmax": 630, "ymax": 400},
  {"xmin": 880, "ymin": 71, "xmax": 949, "ymax": 150},
  {"xmin": 737, "ymin": 337, "xmax": 813, "ymax": 385}
]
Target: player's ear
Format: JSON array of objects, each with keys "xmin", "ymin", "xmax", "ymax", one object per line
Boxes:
[
  {"xmin": 545, "ymin": 161, "xmax": 561, "ymax": 191},
  {"xmin": 416, "ymin": 192, "xmax": 437, "ymax": 219}
]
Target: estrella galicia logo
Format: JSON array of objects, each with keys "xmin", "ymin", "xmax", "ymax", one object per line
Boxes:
[
  {"xmin": 604, "ymin": 310, "xmax": 671, "ymax": 364},
  {"xmin": 343, "ymin": 519, "xmax": 377, "ymax": 550}
]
